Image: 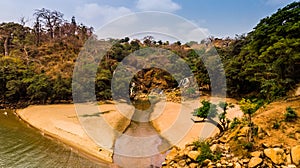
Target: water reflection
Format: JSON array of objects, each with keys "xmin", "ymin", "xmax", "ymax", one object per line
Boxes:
[{"xmin": 0, "ymin": 110, "xmax": 109, "ymax": 168}]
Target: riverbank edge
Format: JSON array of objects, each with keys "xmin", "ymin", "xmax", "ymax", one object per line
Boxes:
[{"xmin": 15, "ymin": 107, "xmax": 114, "ymax": 164}]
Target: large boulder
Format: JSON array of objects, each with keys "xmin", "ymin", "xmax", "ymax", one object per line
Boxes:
[
  {"xmin": 248, "ymin": 157, "xmax": 263, "ymax": 168},
  {"xmin": 291, "ymin": 145, "xmax": 300, "ymax": 165},
  {"xmin": 264, "ymin": 148, "xmax": 286, "ymax": 165}
]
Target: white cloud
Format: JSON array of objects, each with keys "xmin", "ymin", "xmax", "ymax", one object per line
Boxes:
[
  {"xmin": 75, "ymin": 3, "xmax": 133, "ymax": 28},
  {"xmin": 95, "ymin": 12, "xmax": 209, "ymax": 43},
  {"xmin": 136, "ymin": 0, "xmax": 181, "ymax": 12}
]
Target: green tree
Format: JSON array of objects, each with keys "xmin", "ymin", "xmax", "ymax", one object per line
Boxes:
[
  {"xmin": 51, "ymin": 75, "xmax": 72, "ymax": 102},
  {"xmin": 193, "ymin": 100, "xmax": 227, "ymax": 133},
  {"xmin": 221, "ymin": 2, "xmax": 300, "ymax": 99},
  {"xmin": 193, "ymin": 100, "xmax": 217, "ymax": 119},
  {"xmin": 25, "ymin": 74, "xmax": 51, "ymax": 104},
  {"xmin": 239, "ymin": 98, "xmax": 258, "ymax": 142},
  {"xmin": 218, "ymin": 101, "xmax": 234, "ymax": 131}
]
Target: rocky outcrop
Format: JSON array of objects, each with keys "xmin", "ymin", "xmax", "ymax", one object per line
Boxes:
[{"xmin": 162, "ymin": 125, "xmax": 299, "ymax": 168}]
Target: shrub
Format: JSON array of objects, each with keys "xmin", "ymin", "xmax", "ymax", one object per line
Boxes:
[
  {"xmin": 230, "ymin": 117, "xmax": 241, "ymax": 129},
  {"xmin": 241, "ymin": 141, "xmax": 253, "ymax": 150},
  {"xmin": 196, "ymin": 141, "xmax": 215, "ymax": 164},
  {"xmin": 192, "ymin": 140, "xmax": 221, "ymax": 165},
  {"xmin": 285, "ymin": 107, "xmax": 298, "ymax": 122},
  {"xmin": 272, "ymin": 121, "xmax": 280, "ymax": 129}
]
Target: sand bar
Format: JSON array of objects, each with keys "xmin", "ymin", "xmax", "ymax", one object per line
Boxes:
[{"xmin": 16, "ymin": 103, "xmax": 133, "ymax": 163}]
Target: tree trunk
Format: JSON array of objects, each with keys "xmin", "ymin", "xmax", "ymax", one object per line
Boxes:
[
  {"xmin": 248, "ymin": 114, "xmax": 253, "ymax": 142},
  {"xmin": 4, "ymin": 37, "xmax": 9, "ymax": 56},
  {"xmin": 23, "ymin": 46, "xmax": 29, "ymax": 65},
  {"xmin": 207, "ymin": 118, "xmax": 224, "ymax": 135}
]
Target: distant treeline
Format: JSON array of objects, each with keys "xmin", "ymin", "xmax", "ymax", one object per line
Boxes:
[{"xmin": 0, "ymin": 2, "xmax": 299, "ymax": 108}]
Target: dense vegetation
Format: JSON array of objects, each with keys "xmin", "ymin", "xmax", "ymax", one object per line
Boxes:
[
  {"xmin": 0, "ymin": 2, "xmax": 299, "ymax": 108},
  {"xmin": 219, "ymin": 2, "xmax": 300, "ymax": 100}
]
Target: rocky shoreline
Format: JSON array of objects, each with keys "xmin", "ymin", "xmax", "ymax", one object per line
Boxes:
[{"xmin": 162, "ymin": 124, "xmax": 300, "ymax": 168}]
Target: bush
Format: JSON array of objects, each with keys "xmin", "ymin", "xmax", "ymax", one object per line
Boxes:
[
  {"xmin": 196, "ymin": 141, "xmax": 215, "ymax": 164},
  {"xmin": 230, "ymin": 117, "xmax": 241, "ymax": 129},
  {"xmin": 285, "ymin": 107, "xmax": 298, "ymax": 122},
  {"xmin": 192, "ymin": 140, "xmax": 221, "ymax": 165},
  {"xmin": 241, "ymin": 141, "xmax": 253, "ymax": 150},
  {"xmin": 272, "ymin": 121, "xmax": 280, "ymax": 129}
]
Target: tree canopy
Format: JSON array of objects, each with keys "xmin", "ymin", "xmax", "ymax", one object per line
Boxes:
[{"xmin": 0, "ymin": 2, "xmax": 299, "ymax": 108}]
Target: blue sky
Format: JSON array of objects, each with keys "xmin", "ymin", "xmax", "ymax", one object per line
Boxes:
[{"xmin": 0, "ymin": 0, "xmax": 296, "ymax": 38}]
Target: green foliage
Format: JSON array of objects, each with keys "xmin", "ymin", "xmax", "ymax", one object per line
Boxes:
[
  {"xmin": 222, "ymin": 2, "xmax": 300, "ymax": 100},
  {"xmin": 0, "ymin": 2, "xmax": 299, "ymax": 107},
  {"xmin": 185, "ymin": 87, "xmax": 196, "ymax": 97},
  {"xmin": 241, "ymin": 141, "xmax": 253, "ymax": 150},
  {"xmin": 193, "ymin": 141, "xmax": 218, "ymax": 165},
  {"xmin": 25, "ymin": 74, "xmax": 51, "ymax": 103},
  {"xmin": 230, "ymin": 117, "xmax": 241, "ymax": 129},
  {"xmin": 239, "ymin": 98, "xmax": 258, "ymax": 117},
  {"xmin": 239, "ymin": 98, "xmax": 258, "ymax": 142},
  {"xmin": 285, "ymin": 106, "xmax": 298, "ymax": 122},
  {"xmin": 193, "ymin": 100, "xmax": 217, "ymax": 119},
  {"xmin": 218, "ymin": 101, "xmax": 234, "ymax": 131},
  {"xmin": 272, "ymin": 120, "xmax": 281, "ymax": 129},
  {"xmin": 51, "ymin": 75, "xmax": 72, "ymax": 102}
]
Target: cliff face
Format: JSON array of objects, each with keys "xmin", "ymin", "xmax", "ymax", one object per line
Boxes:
[{"xmin": 162, "ymin": 96, "xmax": 300, "ymax": 168}]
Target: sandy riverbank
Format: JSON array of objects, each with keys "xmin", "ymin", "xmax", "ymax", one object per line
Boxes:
[
  {"xmin": 16, "ymin": 98, "xmax": 243, "ymax": 165},
  {"xmin": 151, "ymin": 97, "xmax": 243, "ymax": 148},
  {"xmin": 16, "ymin": 103, "xmax": 133, "ymax": 164}
]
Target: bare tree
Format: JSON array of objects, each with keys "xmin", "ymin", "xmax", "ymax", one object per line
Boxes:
[
  {"xmin": 0, "ymin": 23, "xmax": 15, "ymax": 56},
  {"xmin": 34, "ymin": 8, "xmax": 64, "ymax": 39}
]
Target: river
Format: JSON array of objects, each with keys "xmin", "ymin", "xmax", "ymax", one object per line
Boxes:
[
  {"xmin": 0, "ymin": 100, "xmax": 172, "ymax": 168},
  {"xmin": 0, "ymin": 109, "xmax": 108, "ymax": 168},
  {"xmin": 113, "ymin": 99, "xmax": 170, "ymax": 168}
]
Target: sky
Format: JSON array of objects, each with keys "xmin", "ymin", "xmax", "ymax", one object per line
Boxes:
[{"xmin": 0, "ymin": 0, "xmax": 296, "ymax": 40}]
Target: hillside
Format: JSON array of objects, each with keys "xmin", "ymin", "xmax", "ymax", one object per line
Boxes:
[
  {"xmin": 162, "ymin": 96, "xmax": 300, "ymax": 167},
  {"xmin": 0, "ymin": 2, "xmax": 299, "ymax": 109}
]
